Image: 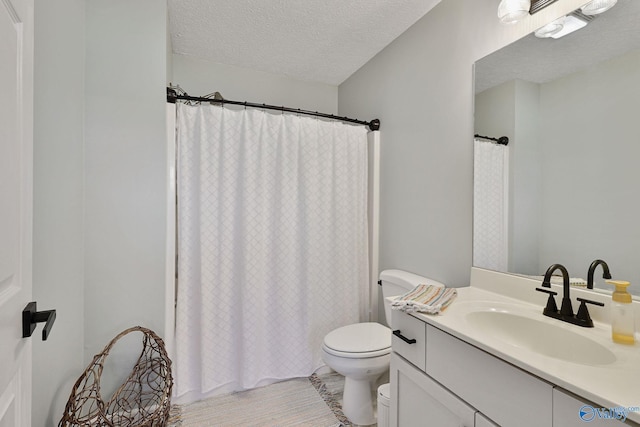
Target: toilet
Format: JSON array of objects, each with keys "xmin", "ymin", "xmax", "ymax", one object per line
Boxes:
[{"xmin": 321, "ymin": 269, "xmax": 442, "ymax": 426}]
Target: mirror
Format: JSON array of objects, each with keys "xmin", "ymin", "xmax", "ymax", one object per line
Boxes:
[{"xmin": 473, "ymin": 0, "xmax": 640, "ymax": 295}]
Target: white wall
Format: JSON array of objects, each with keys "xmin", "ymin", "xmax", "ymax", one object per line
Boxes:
[
  {"xmin": 172, "ymin": 54, "xmax": 338, "ymax": 114},
  {"xmin": 84, "ymin": 0, "xmax": 167, "ymax": 358},
  {"xmin": 33, "ymin": 0, "xmax": 85, "ymax": 425},
  {"xmin": 167, "ymin": 11, "xmax": 173, "ymax": 85},
  {"xmin": 512, "ymin": 80, "xmax": 541, "ymax": 275},
  {"xmin": 474, "ymin": 80, "xmax": 516, "ymax": 142},
  {"xmin": 33, "ymin": 2, "xmax": 168, "ymax": 424},
  {"xmin": 539, "ymin": 49, "xmax": 640, "ymax": 292},
  {"xmin": 338, "ymin": 0, "xmax": 588, "ymax": 286}
]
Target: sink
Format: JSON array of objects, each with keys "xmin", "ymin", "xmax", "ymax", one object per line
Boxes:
[{"xmin": 466, "ymin": 310, "xmax": 616, "ymax": 365}]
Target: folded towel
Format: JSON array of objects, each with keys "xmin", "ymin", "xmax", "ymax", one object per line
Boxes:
[
  {"xmin": 391, "ymin": 284, "xmax": 457, "ymax": 315},
  {"xmin": 525, "ymin": 275, "xmax": 588, "ymax": 287},
  {"xmin": 548, "ymin": 276, "xmax": 587, "ymax": 287}
]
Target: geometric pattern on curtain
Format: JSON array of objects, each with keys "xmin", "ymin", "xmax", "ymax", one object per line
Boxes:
[
  {"xmin": 174, "ymin": 103, "xmax": 370, "ymax": 403},
  {"xmin": 473, "ymin": 138, "xmax": 509, "ymax": 272}
]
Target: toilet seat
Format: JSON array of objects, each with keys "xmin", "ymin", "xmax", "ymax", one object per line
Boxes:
[{"xmin": 323, "ymin": 322, "xmax": 391, "ymax": 359}]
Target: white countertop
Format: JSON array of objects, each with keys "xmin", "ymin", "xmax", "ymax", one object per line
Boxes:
[{"xmin": 403, "ymin": 268, "xmax": 640, "ymax": 424}]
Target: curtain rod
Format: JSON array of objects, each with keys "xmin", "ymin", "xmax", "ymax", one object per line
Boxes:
[
  {"xmin": 474, "ymin": 134, "xmax": 509, "ymax": 145},
  {"xmin": 167, "ymin": 87, "xmax": 380, "ymax": 131}
]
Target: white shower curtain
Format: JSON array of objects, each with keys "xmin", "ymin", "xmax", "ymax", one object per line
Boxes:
[
  {"xmin": 174, "ymin": 103, "xmax": 370, "ymax": 403},
  {"xmin": 473, "ymin": 138, "xmax": 509, "ymax": 272}
]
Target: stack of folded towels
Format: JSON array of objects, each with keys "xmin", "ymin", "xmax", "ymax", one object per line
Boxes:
[
  {"xmin": 391, "ymin": 284, "xmax": 457, "ymax": 315},
  {"xmin": 549, "ymin": 276, "xmax": 587, "ymax": 288}
]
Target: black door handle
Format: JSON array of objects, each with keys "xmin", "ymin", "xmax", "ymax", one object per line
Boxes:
[
  {"xmin": 392, "ymin": 329, "xmax": 417, "ymax": 344},
  {"xmin": 22, "ymin": 302, "xmax": 56, "ymax": 341}
]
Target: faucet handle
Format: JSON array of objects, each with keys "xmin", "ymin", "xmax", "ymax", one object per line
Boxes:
[
  {"xmin": 536, "ymin": 287, "xmax": 558, "ymax": 315},
  {"xmin": 576, "ymin": 297, "xmax": 604, "ymax": 307},
  {"xmin": 576, "ymin": 297, "xmax": 605, "ymax": 328}
]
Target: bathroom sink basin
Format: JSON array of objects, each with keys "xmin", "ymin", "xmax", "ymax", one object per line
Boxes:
[{"xmin": 466, "ymin": 310, "xmax": 616, "ymax": 365}]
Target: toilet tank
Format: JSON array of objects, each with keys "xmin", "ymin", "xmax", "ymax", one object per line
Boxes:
[{"xmin": 379, "ymin": 269, "xmax": 445, "ymax": 326}]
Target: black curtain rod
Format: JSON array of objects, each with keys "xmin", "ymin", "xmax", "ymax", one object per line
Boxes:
[
  {"xmin": 167, "ymin": 87, "xmax": 380, "ymax": 131},
  {"xmin": 474, "ymin": 134, "xmax": 509, "ymax": 145}
]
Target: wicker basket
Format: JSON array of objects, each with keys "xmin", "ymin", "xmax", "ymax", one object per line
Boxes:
[{"xmin": 59, "ymin": 326, "xmax": 173, "ymax": 427}]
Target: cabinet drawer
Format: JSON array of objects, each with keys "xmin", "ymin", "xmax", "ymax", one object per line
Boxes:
[
  {"xmin": 426, "ymin": 325, "xmax": 553, "ymax": 427},
  {"xmin": 391, "ymin": 310, "xmax": 426, "ymax": 371}
]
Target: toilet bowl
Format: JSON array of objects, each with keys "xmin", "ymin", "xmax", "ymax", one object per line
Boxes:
[
  {"xmin": 321, "ymin": 322, "xmax": 391, "ymax": 426},
  {"xmin": 321, "ymin": 269, "xmax": 445, "ymax": 426}
]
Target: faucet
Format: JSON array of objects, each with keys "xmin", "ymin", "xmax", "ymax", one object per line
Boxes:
[
  {"xmin": 541, "ymin": 263, "xmax": 573, "ymax": 316},
  {"xmin": 587, "ymin": 259, "xmax": 612, "ymax": 289},
  {"xmin": 536, "ymin": 263, "xmax": 604, "ymax": 327}
]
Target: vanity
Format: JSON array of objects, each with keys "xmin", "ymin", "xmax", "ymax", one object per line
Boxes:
[{"xmin": 389, "ymin": 268, "xmax": 640, "ymax": 426}]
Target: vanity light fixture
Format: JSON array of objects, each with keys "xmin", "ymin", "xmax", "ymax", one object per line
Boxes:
[
  {"xmin": 581, "ymin": 0, "xmax": 617, "ymax": 15},
  {"xmin": 497, "ymin": 0, "xmax": 531, "ymax": 24}
]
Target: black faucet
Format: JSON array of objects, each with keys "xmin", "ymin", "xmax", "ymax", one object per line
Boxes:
[
  {"xmin": 587, "ymin": 259, "xmax": 612, "ymax": 289},
  {"xmin": 536, "ymin": 263, "xmax": 604, "ymax": 327},
  {"xmin": 541, "ymin": 263, "xmax": 574, "ymax": 316}
]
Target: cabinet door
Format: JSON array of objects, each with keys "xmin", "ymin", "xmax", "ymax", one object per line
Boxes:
[
  {"xmin": 390, "ymin": 353, "xmax": 476, "ymax": 427},
  {"xmin": 553, "ymin": 388, "xmax": 638, "ymax": 426}
]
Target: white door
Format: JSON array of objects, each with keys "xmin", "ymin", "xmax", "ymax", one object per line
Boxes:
[
  {"xmin": 0, "ymin": 0, "xmax": 34, "ymax": 425},
  {"xmin": 389, "ymin": 353, "xmax": 477, "ymax": 427}
]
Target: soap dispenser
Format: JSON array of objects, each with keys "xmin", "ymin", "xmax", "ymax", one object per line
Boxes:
[{"xmin": 606, "ymin": 280, "xmax": 635, "ymax": 345}]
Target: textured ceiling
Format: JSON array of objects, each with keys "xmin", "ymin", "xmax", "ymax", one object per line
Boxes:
[
  {"xmin": 475, "ymin": 0, "xmax": 640, "ymax": 93},
  {"xmin": 168, "ymin": 0, "xmax": 442, "ymax": 86}
]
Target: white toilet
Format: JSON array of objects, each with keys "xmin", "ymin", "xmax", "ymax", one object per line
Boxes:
[{"xmin": 321, "ymin": 269, "xmax": 438, "ymax": 426}]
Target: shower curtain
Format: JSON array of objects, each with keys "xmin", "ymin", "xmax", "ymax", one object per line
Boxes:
[
  {"xmin": 174, "ymin": 103, "xmax": 370, "ymax": 403},
  {"xmin": 473, "ymin": 138, "xmax": 509, "ymax": 272}
]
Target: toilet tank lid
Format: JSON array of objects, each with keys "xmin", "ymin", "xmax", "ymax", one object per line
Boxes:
[
  {"xmin": 379, "ymin": 269, "xmax": 445, "ymax": 289},
  {"xmin": 324, "ymin": 322, "xmax": 391, "ymax": 353}
]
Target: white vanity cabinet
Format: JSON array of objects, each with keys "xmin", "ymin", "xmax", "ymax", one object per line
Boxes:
[
  {"xmin": 426, "ymin": 324, "xmax": 552, "ymax": 427},
  {"xmin": 390, "ymin": 309, "xmax": 639, "ymax": 426},
  {"xmin": 389, "ymin": 309, "xmax": 496, "ymax": 426},
  {"xmin": 390, "ymin": 309, "xmax": 550, "ymax": 426}
]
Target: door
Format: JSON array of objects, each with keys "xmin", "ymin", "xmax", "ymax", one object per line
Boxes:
[
  {"xmin": 389, "ymin": 353, "xmax": 477, "ymax": 427},
  {"xmin": 0, "ymin": 0, "xmax": 34, "ymax": 425}
]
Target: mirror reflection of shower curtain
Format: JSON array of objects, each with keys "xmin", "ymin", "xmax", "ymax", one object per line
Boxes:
[
  {"xmin": 173, "ymin": 103, "xmax": 370, "ymax": 404},
  {"xmin": 473, "ymin": 138, "xmax": 509, "ymax": 271}
]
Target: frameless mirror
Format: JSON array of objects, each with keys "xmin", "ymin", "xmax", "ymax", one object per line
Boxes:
[{"xmin": 473, "ymin": 0, "xmax": 640, "ymax": 295}]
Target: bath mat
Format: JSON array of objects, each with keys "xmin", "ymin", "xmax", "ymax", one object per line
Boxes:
[{"xmin": 169, "ymin": 373, "xmax": 350, "ymax": 426}]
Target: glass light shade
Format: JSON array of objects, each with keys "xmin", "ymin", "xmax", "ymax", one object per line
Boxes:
[
  {"xmin": 498, "ymin": 0, "xmax": 532, "ymax": 24},
  {"xmin": 534, "ymin": 17, "xmax": 565, "ymax": 38},
  {"xmin": 581, "ymin": 0, "xmax": 617, "ymax": 15},
  {"xmin": 547, "ymin": 14, "xmax": 588, "ymax": 38}
]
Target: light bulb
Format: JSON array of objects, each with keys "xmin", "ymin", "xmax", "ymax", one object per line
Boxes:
[
  {"xmin": 498, "ymin": 0, "xmax": 531, "ymax": 24},
  {"xmin": 581, "ymin": 0, "xmax": 617, "ymax": 15},
  {"xmin": 534, "ymin": 17, "xmax": 565, "ymax": 38}
]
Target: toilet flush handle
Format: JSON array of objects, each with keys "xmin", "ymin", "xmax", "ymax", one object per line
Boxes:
[{"xmin": 392, "ymin": 330, "xmax": 416, "ymax": 344}]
